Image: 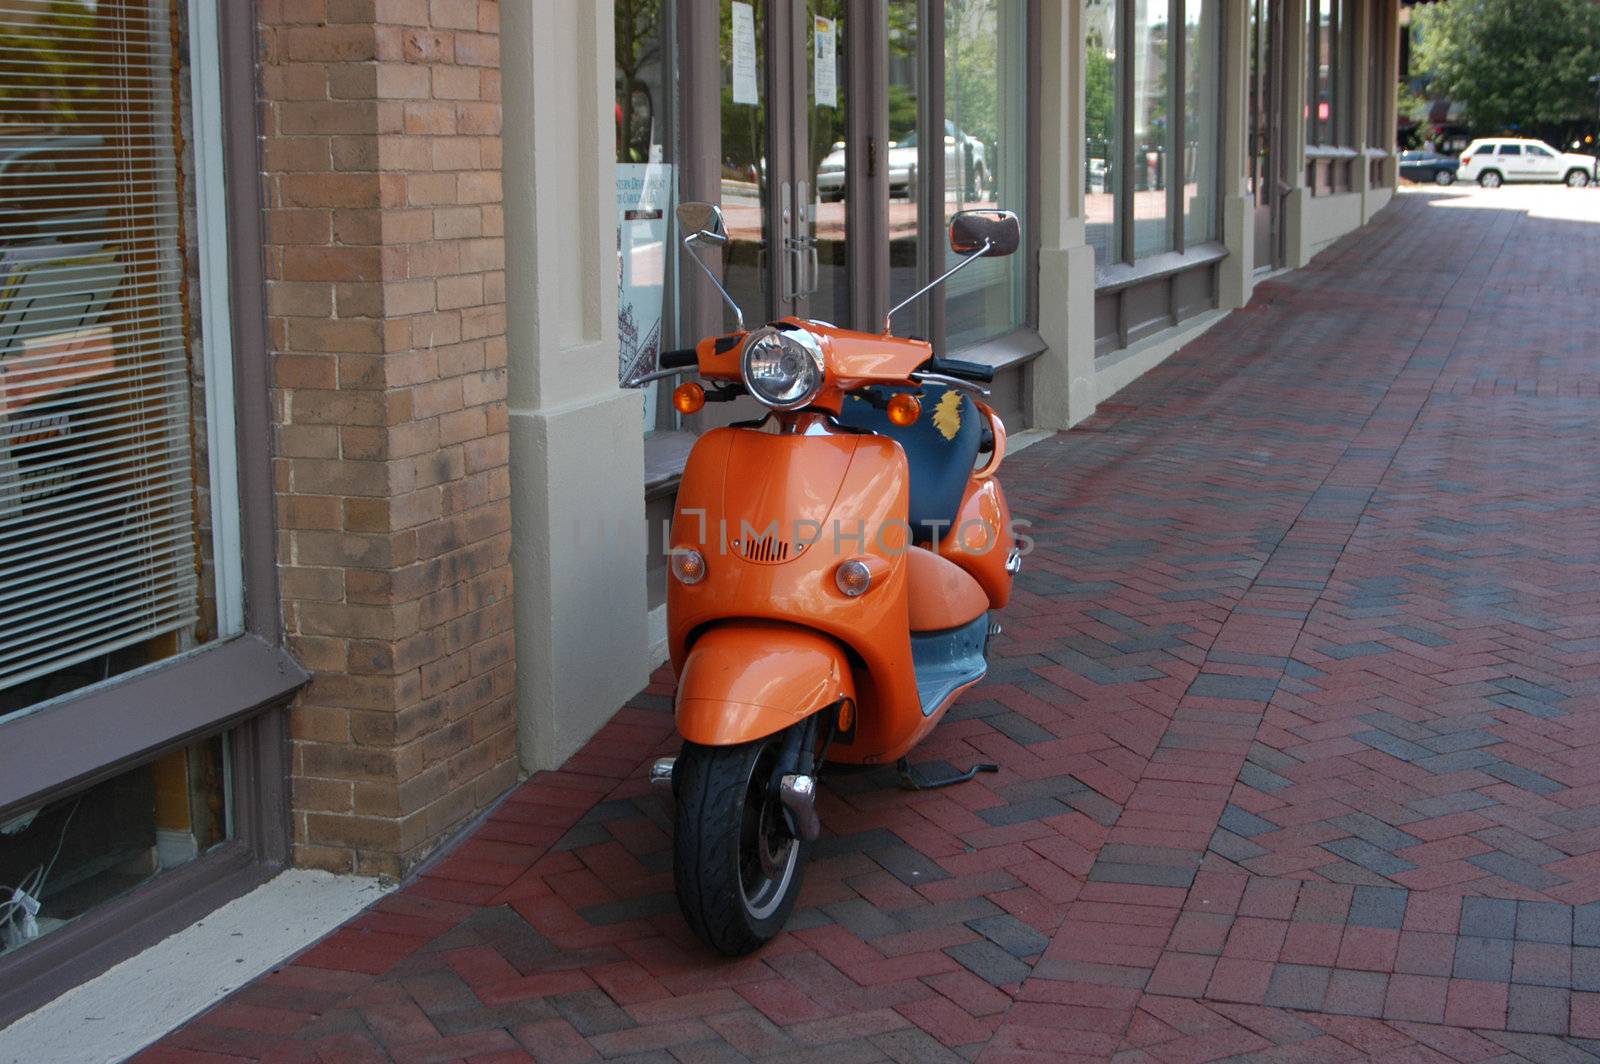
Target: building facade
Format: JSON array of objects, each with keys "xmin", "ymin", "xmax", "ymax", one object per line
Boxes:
[{"xmin": 0, "ymin": 0, "xmax": 1399, "ymax": 1022}]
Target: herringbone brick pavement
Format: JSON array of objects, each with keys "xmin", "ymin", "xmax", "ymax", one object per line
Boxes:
[{"xmin": 138, "ymin": 188, "xmax": 1600, "ymax": 1062}]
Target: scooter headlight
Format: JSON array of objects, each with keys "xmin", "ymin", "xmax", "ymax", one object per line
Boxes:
[{"xmin": 741, "ymin": 326, "xmax": 826, "ymax": 410}]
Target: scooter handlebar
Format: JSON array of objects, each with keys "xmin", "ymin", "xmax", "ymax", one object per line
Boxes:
[
  {"xmin": 923, "ymin": 356, "xmax": 995, "ymax": 384},
  {"xmin": 659, "ymin": 348, "xmax": 699, "ymax": 369},
  {"xmin": 910, "ymin": 371, "xmax": 991, "ymax": 399}
]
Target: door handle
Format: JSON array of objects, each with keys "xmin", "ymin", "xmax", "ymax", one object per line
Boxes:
[
  {"xmin": 796, "ymin": 180, "xmax": 819, "ymax": 298},
  {"xmin": 782, "ymin": 181, "xmax": 808, "ymax": 302},
  {"xmin": 785, "ymin": 235, "xmax": 820, "ymax": 296},
  {"xmin": 779, "ymin": 180, "xmax": 797, "ymax": 302}
]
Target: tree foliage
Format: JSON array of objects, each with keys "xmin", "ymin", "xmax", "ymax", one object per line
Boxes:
[
  {"xmin": 945, "ymin": 0, "xmax": 1000, "ymax": 149},
  {"xmin": 0, "ymin": 1, "xmax": 100, "ymax": 125},
  {"xmin": 1085, "ymin": 46, "xmax": 1114, "ymax": 154},
  {"xmin": 614, "ymin": 0, "xmax": 662, "ymax": 162},
  {"xmin": 1414, "ymin": 0, "xmax": 1600, "ymax": 132}
]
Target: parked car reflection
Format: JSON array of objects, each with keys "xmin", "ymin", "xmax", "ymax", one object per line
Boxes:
[{"xmin": 816, "ymin": 120, "xmax": 990, "ymax": 202}]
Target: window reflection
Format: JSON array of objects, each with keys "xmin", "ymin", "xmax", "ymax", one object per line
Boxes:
[
  {"xmin": 1183, "ymin": 0, "xmax": 1219, "ymax": 245},
  {"xmin": 943, "ymin": 0, "xmax": 1027, "ymax": 351},
  {"xmin": 808, "ymin": 1, "xmax": 849, "ymax": 327},
  {"xmin": 1087, "ymin": 0, "xmax": 1221, "ymax": 270},
  {"xmin": 1085, "ymin": 0, "xmax": 1118, "ymax": 266},
  {"xmin": 1311, "ymin": 0, "xmax": 1332, "ymax": 145},
  {"xmin": 1130, "ymin": 0, "xmax": 1170, "ymax": 259},
  {"xmin": 615, "ymin": 0, "xmax": 678, "ymax": 430},
  {"xmin": 719, "ymin": 0, "xmax": 769, "ymax": 326},
  {"xmin": 887, "ymin": 2, "xmax": 922, "ymax": 335}
]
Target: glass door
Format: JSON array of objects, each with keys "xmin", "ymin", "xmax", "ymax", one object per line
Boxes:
[
  {"xmin": 1249, "ymin": 0, "xmax": 1282, "ymax": 271},
  {"xmin": 718, "ymin": 0, "xmax": 853, "ymax": 329},
  {"xmin": 798, "ymin": 0, "xmax": 849, "ymax": 325},
  {"xmin": 718, "ymin": 0, "xmax": 771, "ymax": 325}
]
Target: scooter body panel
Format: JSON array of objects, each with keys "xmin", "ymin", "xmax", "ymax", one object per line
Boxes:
[
  {"xmin": 938, "ymin": 477, "xmax": 1015, "ymax": 610},
  {"xmin": 670, "ymin": 424, "xmax": 976, "ymax": 763},
  {"xmin": 675, "ymin": 621, "xmax": 857, "ymax": 746},
  {"xmin": 907, "ymin": 547, "xmax": 990, "ymax": 632},
  {"xmin": 694, "ymin": 321, "xmax": 936, "ymax": 415}
]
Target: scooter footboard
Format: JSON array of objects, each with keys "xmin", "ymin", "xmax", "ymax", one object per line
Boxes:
[{"xmin": 676, "ymin": 621, "xmax": 856, "ymax": 746}]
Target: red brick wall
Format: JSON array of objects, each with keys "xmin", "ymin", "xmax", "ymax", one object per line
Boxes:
[{"xmin": 260, "ymin": 0, "xmax": 516, "ymax": 877}]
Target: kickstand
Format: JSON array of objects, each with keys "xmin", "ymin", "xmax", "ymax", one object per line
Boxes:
[{"xmin": 897, "ymin": 757, "xmax": 999, "ymax": 791}]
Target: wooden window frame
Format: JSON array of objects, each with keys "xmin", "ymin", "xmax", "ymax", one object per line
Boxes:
[{"xmin": 0, "ymin": 1, "xmax": 304, "ymax": 1026}]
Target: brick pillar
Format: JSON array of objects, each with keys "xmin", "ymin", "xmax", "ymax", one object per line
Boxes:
[{"xmin": 262, "ymin": 0, "xmax": 517, "ymax": 878}]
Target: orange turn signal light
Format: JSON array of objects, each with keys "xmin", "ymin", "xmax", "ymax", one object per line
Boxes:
[
  {"xmin": 887, "ymin": 393, "xmax": 921, "ymax": 427},
  {"xmin": 670, "ymin": 548, "xmax": 707, "ymax": 585},
  {"xmin": 833, "ymin": 555, "xmax": 887, "ymax": 598},
  {"xmin": 673, "ymin": 382, "xmax": 706, "ymax": 414},
  {"xmin": 835, "ymin": 559, "xmax": 874, "ymax": 597}
]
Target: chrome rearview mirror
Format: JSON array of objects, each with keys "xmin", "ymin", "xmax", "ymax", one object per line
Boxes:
[
  {"xmin": 676, "ymin": 200, "xmax": 742, "ymax": 331},
  {"xmin": 950, "ymin": 209, "xmax": 1021, "ymax": 257},
  {"xmin": 885, "ymin": 208, "xmax": 1024, "ymax": 333},
  {"xmin": 677, "ymin": 201, "xmax": 729, "ymax": 247}
]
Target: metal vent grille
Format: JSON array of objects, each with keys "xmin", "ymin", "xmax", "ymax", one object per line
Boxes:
[{"xmin": 740, "ymin": 535, "xmax": 791, "ymax": 563}]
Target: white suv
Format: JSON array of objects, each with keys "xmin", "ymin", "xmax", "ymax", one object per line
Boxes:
[{"xmin": 1457, "ymin": 138, "xmax": 1597, "ymax": 188}]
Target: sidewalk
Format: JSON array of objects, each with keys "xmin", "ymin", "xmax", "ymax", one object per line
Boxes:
[{"xmin": 140, "ymin": 186, "xmax": 1600, "ymax": 1062}]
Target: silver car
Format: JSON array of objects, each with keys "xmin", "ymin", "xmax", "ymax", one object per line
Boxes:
[{"xmin": 817, "ymin": 120, "xmax": 989, "ymax": 202}]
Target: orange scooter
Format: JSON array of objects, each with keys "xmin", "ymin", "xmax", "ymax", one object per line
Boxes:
[{"xmin": 643, "ymin": 202, "xmax": 1023, "ymax": 955}]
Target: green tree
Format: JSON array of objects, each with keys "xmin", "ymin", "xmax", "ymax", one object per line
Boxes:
[
  {"xmin": 614, "ymin": 0, "xmax": 662, "ymax": 162},
  {"xmin": 1413, "ymin": 0, "xmax": 1600, "ymax": 132},
  {"xmin": 945, "ymin": 0, "xmax": 999, "ymax": 149},
  {"xmin": 0, "ymin": 1, "xmax": 100, "ymax": 125},
  {"xmin": 1085, "ymin": 45, "xmax": 1114, "ymax": 151}
]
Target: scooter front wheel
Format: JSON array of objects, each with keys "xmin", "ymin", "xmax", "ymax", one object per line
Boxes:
[{"xmin": 672, "ymin": 733, "xmax": 806, "ymax": 955}]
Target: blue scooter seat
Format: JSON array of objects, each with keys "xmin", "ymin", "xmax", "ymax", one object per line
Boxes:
[{"xmin": 839, "ymin": 385, "xmax": 980, "ymax": 545}]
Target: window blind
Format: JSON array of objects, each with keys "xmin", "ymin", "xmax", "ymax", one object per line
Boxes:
[{"xmin": 0, "ymin": 0, "xmax": 201, "ymax": 701}]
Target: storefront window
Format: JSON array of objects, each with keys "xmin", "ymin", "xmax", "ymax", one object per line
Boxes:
[
  {"xmin": 1338, "ymin": 0, "xmax": 1356, "ymax": 147},
  {"xmin": 1305, "ymin": 0, "xmax": 1358, "ymax": 192},
  {"xmin": 808, "ymin": 3, "xmax": 850, "ymax": 325},
  {"xmin": 1089, "ymin": 0, "xmax": 1222, "ymax": 273},
  {"xmin": 674, "ymin": 2, "xmax": 1035, "ymax": 355},
  {"xmin": 1130, "ymin": 0, "xmax": 1170, "ymax": 259},
  {"xmin": 1183, "ymin": 0, "xmax": 1220, "ymax": 245},
  {"xmin": 887, "ymin": 3, "xmax": 922, "ymax": 334},
  {"xmin": 1309, "ymin": 0, "xmax": 1334, "ymax": 146},
  {"xmin": 0, "ymin": 734, "xmax": 230, "ymax": 958},
  {"xmin": 615, "ymin": 0, "xmax": 678, "ymax": 432},
  {"xmin": 1367, "ymin": 0, "xmax": 1389, "ymax": 151},
  {"xmin": 1085, "ymin": 0, "xmax": 1118, "ymax": 266},
  {"xmin": 718, "ymin": 0, "xmax": 768, "ymax": 329},
  {"xmin": 943, "ymin": 0, "xmax": 1028, "ymax": 351},
  {"xmin": 0, "ymin": 0, "xmax": 240, "ymax": 723}
]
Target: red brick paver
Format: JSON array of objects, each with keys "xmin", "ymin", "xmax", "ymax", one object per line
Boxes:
[{"xmin": 140, "ymin": 190, "xmax": 1600, "ymax": 1062}]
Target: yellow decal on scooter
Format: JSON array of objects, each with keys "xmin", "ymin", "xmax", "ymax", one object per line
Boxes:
[{"xmin": 933, "ymin": 390, "xmax": 963, "ymax": 441}]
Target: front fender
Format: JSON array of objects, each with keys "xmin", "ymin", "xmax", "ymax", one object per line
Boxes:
[{"xmin": 676, "ymin": 621, "xmax": 855, "ymax": 746}]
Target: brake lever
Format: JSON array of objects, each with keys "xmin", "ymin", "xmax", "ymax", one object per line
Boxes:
[
  {"xmin": 704, "ymin": 383, "xmax": 746, "ymax": 403},
  {"xmin": 847, "ymin": 386, "xmax": 894, "ymax": 410},
  {"xmin": 630, "ymin": 365, "xmax": 692, "ymax": 385},
  {"xmin": 909, "ymin": 370, "xmax": 992, "ymax": 399}
]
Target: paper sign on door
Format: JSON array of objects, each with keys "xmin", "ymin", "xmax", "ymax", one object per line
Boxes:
[
  {"xmin": 732, "ymin": 2, "xmax": 758, "ymax": 106},
  {"xmin": 814, "ymin": 16, "xmax": 837, "ymax": 109}
]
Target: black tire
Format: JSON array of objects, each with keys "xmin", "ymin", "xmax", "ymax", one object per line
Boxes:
[
  {"xmin": 673, "ymin": 733, "xmax": 805, "ymax": 955},
  {"xmin": 1567, "ymin": 169, "xmax": 1591, "ymax": 188},
  {"xmin": 1434, "ymin": 169, "xmax": 1455, "ymax": 186},
  {"xmin": 1478, "ymin": 170, "xmax": 1503, "ymax": 188}
]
